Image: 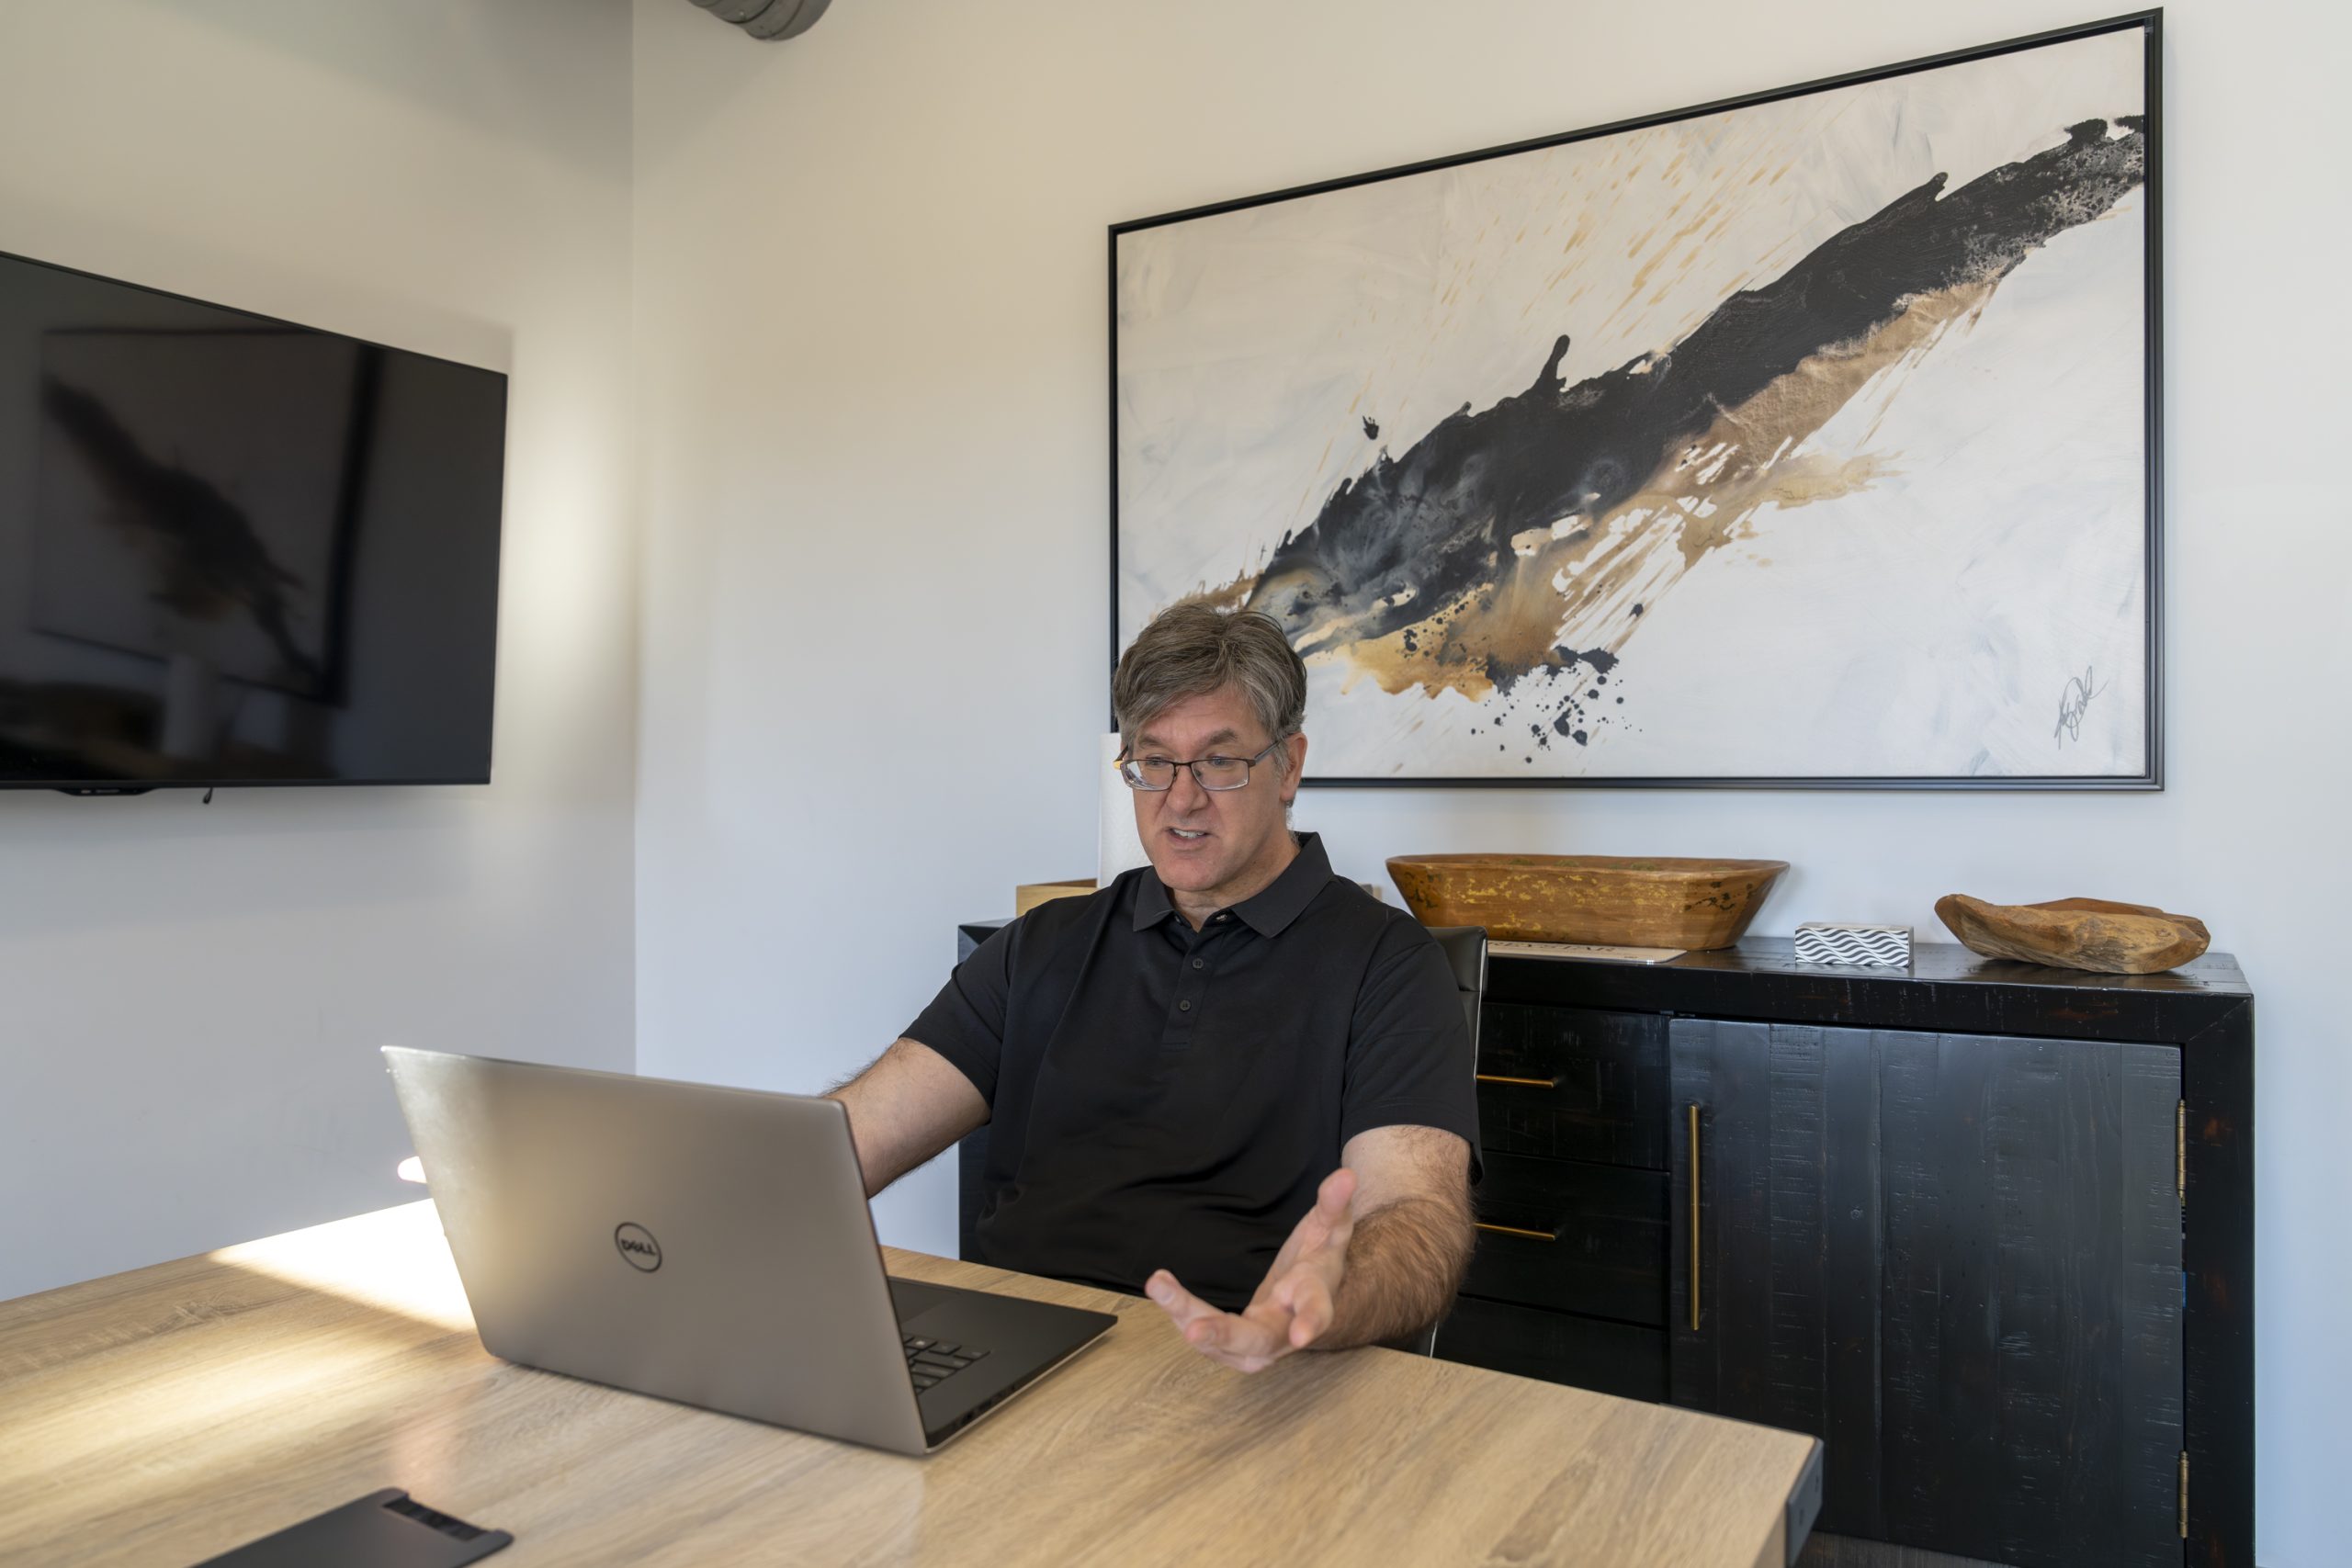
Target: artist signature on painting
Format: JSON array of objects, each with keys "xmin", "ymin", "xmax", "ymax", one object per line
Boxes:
[{"xmin": 2053, "ymin": 665, "xmax": 2103, "ymax": 747}]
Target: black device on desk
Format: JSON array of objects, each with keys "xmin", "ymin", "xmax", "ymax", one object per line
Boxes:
[{"xmin": 193, "ymin": 1489, "xmax": 511, "ymax": 1567}]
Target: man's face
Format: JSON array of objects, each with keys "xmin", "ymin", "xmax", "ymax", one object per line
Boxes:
[{"xmin": 1128, "ymin": 684, "xmax": 1308, "ymax": 908}]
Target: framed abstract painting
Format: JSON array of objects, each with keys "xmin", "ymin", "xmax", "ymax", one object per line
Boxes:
[{"xmin": 1111, "ymin": 12, "xmax": 2161, "ymax": 788}]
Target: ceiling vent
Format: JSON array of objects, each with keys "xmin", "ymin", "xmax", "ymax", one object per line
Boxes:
[{"xmin": 685, "ymin": 0, "xmax": 833, "ymax": 42}]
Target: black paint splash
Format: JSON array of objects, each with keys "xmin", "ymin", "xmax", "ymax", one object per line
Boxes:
[{"xmin": 1241, "ymin": 117, "xmax": 2148, "ymax": 733}]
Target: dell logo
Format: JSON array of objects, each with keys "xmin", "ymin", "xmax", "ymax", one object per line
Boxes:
[{"xmin": 614, "ymin": 1222, "xmax": 662, "ymax": 1272}]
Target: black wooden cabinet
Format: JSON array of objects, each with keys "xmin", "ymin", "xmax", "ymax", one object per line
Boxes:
[
  {"xmin": 1668, "ymin": 1021, "xmax": 2185, "ymax": 1567},
  {"xmin": 1436, "ymin": 941, "xmax": 2255, "ymax": 1568},
  {"xmin": 1432, "ymin": 1000, "xmax": 1675, "ymax": 1397}
]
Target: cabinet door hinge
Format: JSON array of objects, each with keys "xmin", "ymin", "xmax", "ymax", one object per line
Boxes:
[
  {"xmin": 2178, "ymin": 1450, "xmax": 2188, "ymax": 1540},
  {"xmin": 2177, "ymin": 1100, "xmax": 2186, "ymax": 1203}
]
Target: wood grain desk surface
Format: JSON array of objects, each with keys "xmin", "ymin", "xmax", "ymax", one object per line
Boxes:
[{"xmin": 0, "ymin": 1202, "xmax": 1817, "ymax": 1567}]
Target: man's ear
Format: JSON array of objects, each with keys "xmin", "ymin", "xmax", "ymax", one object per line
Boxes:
[{"xmin": 1279, "ymin": 732, "xmax": 1308, "ymax": 804}]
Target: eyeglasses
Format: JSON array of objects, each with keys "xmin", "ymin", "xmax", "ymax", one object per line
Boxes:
[{"xmin": 1118, "ymin": 740, "xmax": 1282, "ymax": 793}]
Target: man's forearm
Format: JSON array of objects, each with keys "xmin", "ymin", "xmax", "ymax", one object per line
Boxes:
[
  {"xmin": 823, "ymin": 1069, "xmax": 905, "ymax": 1199},
  {"xmin": 824, "ymin": 1037, "xmax": 989, "ymax": 1199},
  {"xmin": 1313, "ymin": 1194, "xmax": 1473, "ymax": 1350}
]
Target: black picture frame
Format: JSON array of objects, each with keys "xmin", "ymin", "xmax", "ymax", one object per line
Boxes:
[{"xmin": 1108, "ymin": 10, "xmax": 2163, "ymax": 791}]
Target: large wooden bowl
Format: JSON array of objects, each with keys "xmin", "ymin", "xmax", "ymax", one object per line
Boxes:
[{"xmin": 1386, "ymin": 854, "xmax": 1789, "ymax": 950}]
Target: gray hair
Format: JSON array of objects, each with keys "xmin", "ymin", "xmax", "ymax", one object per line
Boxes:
[{"xmin": 1113, "ymin": 600, "xmax": 1307, "ymax": 773}]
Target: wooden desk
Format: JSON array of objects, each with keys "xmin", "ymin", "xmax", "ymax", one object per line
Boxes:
[{"xmin": 0, "ymin": 1202, "xmax": 1819, "ymax": 1567}]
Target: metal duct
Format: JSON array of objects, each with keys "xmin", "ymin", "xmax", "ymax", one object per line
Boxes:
[{"xmin": 686, "ymin": 0, "xmax": 833, "ymax": 42}]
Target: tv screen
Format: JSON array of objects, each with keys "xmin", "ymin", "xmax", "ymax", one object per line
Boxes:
[{"xmin": 0, "ymin": 249, "xmax": 505, "ymax": 792}]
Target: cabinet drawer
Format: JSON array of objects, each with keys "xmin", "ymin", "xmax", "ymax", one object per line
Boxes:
[
  {"xmin": 1434, "ymin": 1294, "xmax": 1667, "ymax": 1403},
  {"xmin": 1465, "ymin": 1151, "xmax": 1668, "ymax": 1325},
  {"xmin": 1477, "ymin": 1002, "xmax": 1668, "ymax": 1168}
]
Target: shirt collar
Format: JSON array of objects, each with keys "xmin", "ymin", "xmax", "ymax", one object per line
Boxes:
[{"xmin": 1131, "ymin": 832, "xmax": 1333, "ymax": 937}]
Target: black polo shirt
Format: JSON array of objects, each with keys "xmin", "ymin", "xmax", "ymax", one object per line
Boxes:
[{"xmin": 903, "ymin": 833, "xmax": 1478, "ymax": 1313}]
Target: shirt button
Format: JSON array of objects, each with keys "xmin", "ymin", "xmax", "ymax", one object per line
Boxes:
[
  {"xmin": 1192, "ymin": 958, "xmax": 1204, "ymax": 970},
  {"xmin": 1178, "ymin": 999, "xmax": 1192, "ymax": 1011}
]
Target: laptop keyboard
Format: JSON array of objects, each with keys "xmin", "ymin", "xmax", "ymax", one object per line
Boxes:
[{"xmin": 903, "ymin": 1335, "xmax": 989, "ymax": 1393}]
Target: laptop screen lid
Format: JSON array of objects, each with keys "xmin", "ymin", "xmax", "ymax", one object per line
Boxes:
[{"xmin": 382, "ymin": 1045, "xmax": 927, "ymax": 1455}]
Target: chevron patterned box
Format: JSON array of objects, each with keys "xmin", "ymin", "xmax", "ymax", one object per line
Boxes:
[{"xmin": 1793, "ymin": 922, "xmax": 1912, "ymax": 967}]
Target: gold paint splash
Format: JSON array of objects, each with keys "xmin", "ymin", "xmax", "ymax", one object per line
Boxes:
[{"xmin": 1310, "ymin": 279, "xmax": 1992, "ymax": 702}]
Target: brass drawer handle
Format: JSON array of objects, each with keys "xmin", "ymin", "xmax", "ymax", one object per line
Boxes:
[
  {"xmin": 1473, "ymin": 1221, "xmax": 1562, "ymax": 1243},
  {"xmin": 1475, "ymin": 1073, "xmax": 1561, "ymax": 1089},
  {"xmin": 1687, "ymin": 1102, "xmax": 1702, "ymax": 1332}
]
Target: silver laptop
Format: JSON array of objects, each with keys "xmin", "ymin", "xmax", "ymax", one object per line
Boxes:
[{"xmin": 382, "ymin": 1046, "xmax": 1116, "ymax": 1455}]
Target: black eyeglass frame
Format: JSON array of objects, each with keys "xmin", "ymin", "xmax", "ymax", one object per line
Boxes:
[{"xmin": 1117, "ymin": 739, "xmax": 1283, "ymax": 792}]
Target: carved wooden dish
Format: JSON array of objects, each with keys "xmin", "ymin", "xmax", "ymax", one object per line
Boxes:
[
  {"xmin": 1386, "ymin": 854, "xmax": 1789, "ymax": 950},
  {"xmin": 1933, "ymin": 895, "xmax": 2211, "ymax": 974}
]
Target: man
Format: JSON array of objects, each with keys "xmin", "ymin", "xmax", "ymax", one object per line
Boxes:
[{"xmin": 830, "ymin": 601, "xmax": 1477, "ymax": 1373}]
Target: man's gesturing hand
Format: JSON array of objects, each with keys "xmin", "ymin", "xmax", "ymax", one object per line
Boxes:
[{"xmin": 1144, "ymin": 1167, "xmax": 1357, "ymax": 1373}]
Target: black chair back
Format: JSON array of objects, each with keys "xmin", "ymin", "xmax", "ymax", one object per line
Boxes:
[
  {"xmin": 1422, "ymin": 924, "xmax": 1488, "ymax": 1064},
  {"xmin": 1375, "ymin": 922, "xmax": 1487, "ymax": 1356}
]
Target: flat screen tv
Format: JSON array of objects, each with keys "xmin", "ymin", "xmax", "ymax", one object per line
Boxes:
[{"xmin": 0, "ymin": 248, "xmax": 505, "ymax": 793}]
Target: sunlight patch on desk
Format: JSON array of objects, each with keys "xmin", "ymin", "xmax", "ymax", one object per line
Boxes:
[{"xmin": 215, "ymin": 1201, "xmax": 476, "ymax": 1333}]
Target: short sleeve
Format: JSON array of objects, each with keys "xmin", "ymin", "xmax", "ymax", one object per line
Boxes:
[
  {"xmin": 902, "ymin": 921, "xmax": 1013, "ymax": 1104},
  {"xmin": 1340, "ymin": 925, "xmax": 1483, "ymax": 1182}
]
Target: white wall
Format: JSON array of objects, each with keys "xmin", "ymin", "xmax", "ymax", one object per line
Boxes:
[
  {"xmin": 633, "ymin": 1, "xmax": 2346, "ymax": 1559},
  {"xmin": 0, "ymin": 0, "xmax": 639, "ymax": 1298}
]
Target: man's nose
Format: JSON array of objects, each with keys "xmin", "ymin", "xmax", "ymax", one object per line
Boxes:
[{"xmin": 1165, "ymin": 765, "xmax": 1213, "ymax": 812}]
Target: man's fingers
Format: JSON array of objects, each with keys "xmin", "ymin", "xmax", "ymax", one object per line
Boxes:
[
  {"xmin": 1270, "ymin": 1265, "xmax": 1330, "ymax": 1310},
  {"xmin": 1314, "ymin": 1168, "xmax": 1358, "ymax": 1245},
  {"xmin": 1262, "ymin": 1168, "xmax": 1361, "ymax": 1281},
  {"xmin": 1285, "ymin": 1277, "xmax": 1336, "ymax": 1348},
  {"xmin": 1156, "ymin": 1291, "xmax": 1298, "ymax": 1372},
  {"xmin": 1187, "ymin": 1341, "xmax": 1278, "ymax": 1374},
  {"xmin": 1231, "ymin": 1301, "xmax": 1305, "ymax": 1370},
  {"xmin": 1150, "ymin": 1271, "xmax": 1290, "ymax": 1362},
  {"xmin": 1292, "ymin": 1168, "xmax": 1357, "ymax": 1258},
  {"xmin": 1197, "ymin": 1306, "xmax": 1287, "ymax": 1362},
  {"xmin": 1155, "ymin": 1173, "xmax": 1360, "ymax": 1371},
  {"xmin": 1145, "ymin": 1269, "xmax": 1222, "ymax": 1328}
]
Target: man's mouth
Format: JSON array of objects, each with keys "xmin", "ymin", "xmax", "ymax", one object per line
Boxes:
[{"xmin": 1168, "ymin": 828, "xmax": 1208, "ymax": 841}]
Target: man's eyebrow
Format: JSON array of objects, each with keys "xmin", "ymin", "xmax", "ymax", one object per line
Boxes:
[{"xmin": 1134, "ymin": 727, "xmax": 1243, "ymax": 752}]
